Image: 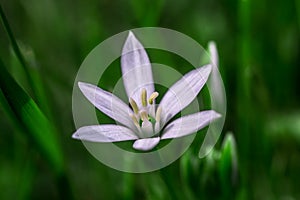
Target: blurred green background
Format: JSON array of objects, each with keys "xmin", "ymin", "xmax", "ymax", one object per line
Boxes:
[{"xmin": 0, "ymin": 0, "xmax": 299, "ymax": 199}]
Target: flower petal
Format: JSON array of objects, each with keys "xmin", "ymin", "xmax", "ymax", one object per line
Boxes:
[
  {"xmin": 208, "ymin": 41, "xmax": 219, "ymax": 66},
  {"xmin": 159, "ymin": 64, "xmax": 212, "ymax": 126},
  {"xmin": 207, "ymin": 41, "xmax": 224, "ymax": 112},
  {"xmin": 72, "ymin": 125, "xmax": 138, "ymax": 142},
  {"xmin": 121, "ymin": 31, "xmax": 154, "ymax": 106},
  {"xmin": 133, "ymin": 137, "xmax": 160, "ymax": 151},
  {"xmin": 78, "ymin": 82, "xmax": 135, "ymax": 130},
  {"xmin": 161, "ymin": 110, "xmax": 221, "ymax": 140}
]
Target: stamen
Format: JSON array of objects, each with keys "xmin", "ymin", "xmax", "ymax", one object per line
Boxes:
[
  {"xmin": 129, "ymin": 98, "xmax": 139, "ymax": 114},
  {"xmin": 154, "ymin": 107, "xmax": 162, "ymax": 134},
  {"xmin": 130, "ymin": 114, "xmax": 143, "ymax": 137},
  {"xmin": 141, "ymin": 88, "xmax": 147, "ymax": 107},
  {"xmin": 155, "ymin": 107, "xmax": 162, "ymax": 122},
  {"xmin": 148, "ymin": 92, "xmax": 159, "ymax": 105},
  {"xmin": 130, "ymin": 114, "xmax": 139, "ymax": 127},
  {"xmin": 140, "ymin": 111, "xmax": 148, "ymax": 122}
]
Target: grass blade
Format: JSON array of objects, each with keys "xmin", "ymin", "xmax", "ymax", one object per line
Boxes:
[
  {"xmin": 0, "ymin": 4, "xmax": 52, "ymax": 117},
  {"xmin": 0, "ymin": 58, "xmax": 64, "ymax": 174},
  {"xmin": 0, "ymin": 5, "xmax": 34, "ymax": 93}
]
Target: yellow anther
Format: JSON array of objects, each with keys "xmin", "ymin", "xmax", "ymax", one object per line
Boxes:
[
  {"xmin": 148, "ymin": 92, "xmax": 159, "ymax": 105},
  {"xmin": 155, "ymin": 107, "xmax": 162, "ymax": 122},
  {"xmin": 130, "ymin": 114, "xmax": 142, "ymax": 134},
  {"xmin": 140, "ymin": 111, "xmax": 148, "ymax": 122},
  {"xmin": 130, "ymin": 114, "xmax": 139, "ymax": 127},
  {"xmin": 129, "ymin": 98, "xmax": 139, "ymax": 114},
  {"xmin": 141, "ymin": 88, "xmax": 147, "ymax": 107}
]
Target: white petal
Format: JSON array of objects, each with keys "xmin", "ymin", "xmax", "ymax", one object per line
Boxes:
[
  {"xmin": 133, "ymin": 137, "xmax": 160, "ymax": 151},
  {"xmin": 159, "ymin": 64, "xmax": 212, "ymax": 126},
  {"xmin": 141, "ymin": 120, "xmax": 154, "ymax": 137},
  {"xmin": 121, "ymin": 31, "xmax": 154, "ymax": 106},
  {"xmin": 208, "ymin": 41, "xmax": 219, "ymax": 67},
  {"xmin": 207, "ymin": 42, "xmax": 224, "ymax": 109},
  {"xmin": 78, "ymin": 82, "xmax": 135, "ymax": 130},
  {"xmin": 161, "ymin": 110, "xmax": 221, "ymax": 140},
  {"xmin": 72, "ymin": 125, "xmax": 138, "ymax": 142}
]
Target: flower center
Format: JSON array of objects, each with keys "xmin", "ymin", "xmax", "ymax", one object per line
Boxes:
[{"xmin": 129, "ymin": 88, "xmax": 161, "ymax": 138}]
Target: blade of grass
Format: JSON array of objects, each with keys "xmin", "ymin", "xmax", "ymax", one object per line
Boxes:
[
  {"xmin": 0, "ymin": 4, "xmax": 52, "ymax": 117},
  {"xmin": 0, "ymin": 78, "xmax": 36, "ymax": 199},
  {"xmin": 0, "ymin": 88, "xmax": 24, "ymax": 132},
  {"xmin": 0, "ymin": 58, "xmax": 64, "ymax": 174},
  {"xmin": 17, "ymin": 150, "xmax": 35, "ymax": 200},
  {"xmin": 0, "ymin": 4, "xmax": 34, "ymax": 94},
  {"xmin": 0, "ymin": 6, "xmax": 74, "ymax": 198}
]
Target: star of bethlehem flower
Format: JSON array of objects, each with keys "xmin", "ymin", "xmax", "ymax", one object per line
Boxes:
[{"xmin": 72, "ymin": 31, "xmax": 221, "ymax": 151}]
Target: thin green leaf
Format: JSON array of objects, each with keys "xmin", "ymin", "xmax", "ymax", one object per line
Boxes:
[
  {"xmin": 0, "ymin": 58, "xmax": 64, "ymax": 174},
  {"xmin": 0, "ymin": 5, "xmax": 34, "ymax": 92},
  {"xmin": 17, "ymin": 152, "xmax": 35, "ymax": 200},
  {"xmin": 0, "ymin": 5, "xmax": 52, "ymax": 117}
]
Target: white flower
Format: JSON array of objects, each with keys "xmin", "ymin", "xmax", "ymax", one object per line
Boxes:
[{"xmin": 72, "ymin": 31, "xmax": 221, "ymax": 151}]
